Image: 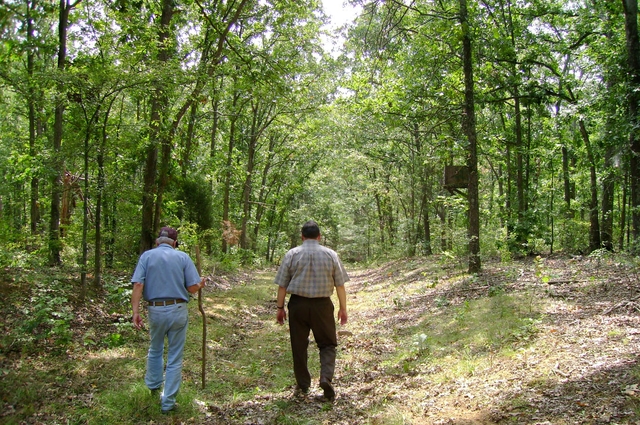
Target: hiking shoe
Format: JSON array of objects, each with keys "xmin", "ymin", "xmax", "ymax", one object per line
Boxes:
[
  {"xmin": 319, "ymin": 378, "xmax": 335, "ymax": 401},
  {"xmin": 293, "ymin": 385, "xmax": 309, "ymax": 397}
]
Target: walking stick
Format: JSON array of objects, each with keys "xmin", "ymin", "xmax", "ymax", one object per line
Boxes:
[{"xmin": 195, "ymin": 245, "xmax": 206, "ymax": 390}]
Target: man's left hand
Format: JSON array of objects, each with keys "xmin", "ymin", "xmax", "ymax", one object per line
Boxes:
[{"xmin": 277, "ymin": 308, "xmax": 286, "ymax": 325}]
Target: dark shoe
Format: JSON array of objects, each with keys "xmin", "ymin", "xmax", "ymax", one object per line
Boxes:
[
  {"xmin": 293, "ymin": 385, "xmax": 309, "ymax": 397},
  {"xmin": 319, "ymin": 378, "xmax": 335, "ymax": 401},
  {"xmin": 150, "ymin": 387, "xmax": 161, "ymax": 397}
]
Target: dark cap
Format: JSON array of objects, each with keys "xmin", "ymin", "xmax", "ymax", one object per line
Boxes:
[{"xmin": 158, "ymin": 226, "xmax": 178, "ymax": 241}]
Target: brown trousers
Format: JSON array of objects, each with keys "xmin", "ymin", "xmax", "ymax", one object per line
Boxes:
[{"xmin": 287, "ymin": 295, "xmax": 337, "ymax": 389}]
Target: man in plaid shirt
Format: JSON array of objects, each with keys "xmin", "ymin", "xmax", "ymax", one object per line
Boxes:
[{"xmin": 275, "ymin": 220, "xmax": 349, "ymax": 401}]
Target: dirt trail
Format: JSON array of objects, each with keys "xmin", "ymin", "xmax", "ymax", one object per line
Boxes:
[{"xmin": 203, "ymin": 256, "xmax": 640, "ymax": 424}]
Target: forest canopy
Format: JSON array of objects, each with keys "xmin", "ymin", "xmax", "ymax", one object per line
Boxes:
[{"xmin": 1, "ymin": 0, "xmax": 640, "ymax": 286}]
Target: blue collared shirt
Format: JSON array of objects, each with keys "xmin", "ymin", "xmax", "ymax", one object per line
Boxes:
[
  {"xmin": 275, "ymin": 239, "xmax": 349, "ymax": 298},
  {"xmin": 131, "ymin": 244, "xmax": 201, "ymax": 301}
]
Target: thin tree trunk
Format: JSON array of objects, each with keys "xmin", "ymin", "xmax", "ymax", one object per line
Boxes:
[
  {"xmin": 562, "ymin": 146, "xmax": 575, "ymax": 219},
  {"xmin": 49, "ymin": 0, "xmax": 79, "ymax": 265},
  {"xmin": 80, "ymin": 120, "xmax": 91, "ymax": 301},
  {"xmin": 140, "ymin": 0, "xmax": 173, "ymax": 253},
  {"xmin": 460, "ymin": 0, "xmax": 481, "ymax": 273},
  {"xmin": 622, "ymin": 0, "xmax": 640, "ymax": 250},
  {"xmin": 181, "ymin": 101, "xmax": 198, "ymax": 179},
  {"xmin": 222, "ymin": 93, "xmax": 241, "ymax": 254},
  {"xmin": 94, "ymin": 98, "xmax": 116, "ymax": 288},
  {"xmin": 515, "ymin": 94, "xmax": 525, "ymax": 221},
  {"xmin": 619, "ymin": 169, "xmax": 629, "ymax": 251},
  {"xmin": 210, "ymin": 76, "xmax": 223, "ymax": 164},
  {"xmin": 27, "ymin": 0, "xmax": 40, "ymax": 235},
  {"xmin": 601, "ymin": 145, "xmax": 616, "ymax": 251},
  {"xmin": 579, "ymin": 119, "xmax": 601, "ymax": 252},
  {"xmin": 252, "ymin": 135, "xmax": 278, "ymax": 251}
]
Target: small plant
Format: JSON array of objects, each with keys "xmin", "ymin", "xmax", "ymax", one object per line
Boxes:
[
  {"xmin": 435, "ymin": 297, "xmax": 449, "ymax": 307},
  {"xmin": 534, "ymin": 255, "xmax": 550, "ymax": 284},
  {"xmin": 413, "ymin": 333, "xmax": 429, "ymax": 353},
  {"xmin": 488, "ymin": 284, "xmax": 504, "ymax": 297},
  {"xmin": 454, "ymin": 301, "xmax": 470, "ymax": 323},
  {"xmin": 392, "ymin": 295, "xmax": 408, "ymax": 308},
  {"xmin": 103, "ymin": 333, "xmax": 125, "ymax": 348},
  {"xmin": 509, "ymin": 317, "xmax": 541, "ymax": 343}
]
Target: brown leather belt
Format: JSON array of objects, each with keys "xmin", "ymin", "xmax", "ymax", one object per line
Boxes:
[{"xmin": 147, "ymin": 299, "xmax": 186, "ymax": 307}]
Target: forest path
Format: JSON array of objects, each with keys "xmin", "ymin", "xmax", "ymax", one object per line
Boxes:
[
  {"xmin": 2, "ymin": 255, "xmax": 639, "ymax": 424},
  {"xmin": 197, "ymin": 256, "xmax": 640, "ymax": 424}
]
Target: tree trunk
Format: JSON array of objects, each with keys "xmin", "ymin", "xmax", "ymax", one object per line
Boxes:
[
  {"xmin": 94, "ymin": 99, "xmax": 116, "ymax": 288},
  {"xmin": 460, "ymin": 0, "xmax": 481, "ymax": 273},
  {"xmin": 252, "ymin": 134, "xmax": 278, "ymax": 251},
  {"xmin": 561, "ymin": 145, "xmax": 573, "ymax": 217},
  {"xmin": 240, "ymin": 101, "xmax": 277, "ymax": 251},
  {"xmin": 181, "ymin": 101, "xmax": 198, "ymax": 179},
  {"xmin": 140, "ymin": 0, "xmax": 173, "ymax": 253},
  {"xmin": 601, "ymin": 145, "xmax": 616, "ymax": 251},
  {"xmin": 622, "ymin": 0, "xmax": 640, "ymax": 250},
  {"xmin": 240, "ymin": 132, "xmax": 256, "ymax": 250},
  {"xmin": 27, "ymin": 0, "xmax": 40, "ymax": 235},
  {"xmin": 80, "ymin": 118, "xmax": 91, "ymax": 301},
  {"xmin": 515, "ymin": 94, "xmax": 525, "ymax": 224},
  {"xmin": 620, "ymin": 170, "xmax": 629, "ymax": 250},
  {"xmin": 49, "ymin": 0, "xmax": 77, "ymax": 266},
  {"xmin": 579, "ymin": 119, "xmax": 601, "ymax": 252},
  {"xmin": 421, "ymin": 185, "xmax": 432, "ymax": 255},
  {"xmin": 210, "ymin": 76, "xmax": 223, "ymax": 165},
  {"xmin": 222, "ymin": 92, "xmax": 241, "ymax": 254}
]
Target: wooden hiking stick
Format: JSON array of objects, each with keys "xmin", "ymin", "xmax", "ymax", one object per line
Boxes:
[{"xmin": 195, "ymin": 245, "xmax": 206, "ymax": 390}]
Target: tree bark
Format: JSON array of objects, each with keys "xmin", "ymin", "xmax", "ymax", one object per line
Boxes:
[
  {"xmin": 460, "ymin": 0, "xmax": 481, "ymax": 273},
  {"xmin": 601, "ymin": 144, "xmax": 616, "ymax": 251},
  {"xmin": 579, "ymin": 119, "xmax": 601, "ymax": 252},
  {"xmin": 622, "ymin": 0, "xmax": 640, "ymax": 250},
  {"xmin": 26, "ymin": 0, "xmax": 40, "ymax": 235},
  {"xmin": 49, "ymin": 0, "xmax": 78, "ymax": 265},
  {"xmin": 140, "ymin": 0, "xmax": 173, "ymax": 253},
  {"xmin": 222, "ymin": 92, "xmax": 241, "ymax": 254}
]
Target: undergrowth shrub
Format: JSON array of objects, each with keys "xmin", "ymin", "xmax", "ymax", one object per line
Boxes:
[{"xmin": 18, "ymin": 279, "xmax": 74, "ymax": 351}]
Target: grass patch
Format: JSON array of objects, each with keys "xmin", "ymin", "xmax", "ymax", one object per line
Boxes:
[{"xmin": 3, "ymin": 256, "xmax": 639, "ymax": 424}]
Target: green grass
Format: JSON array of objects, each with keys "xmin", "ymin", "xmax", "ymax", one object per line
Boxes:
[{"xmin": 1, "ymin": 258, "xmax": 601, "ymax": 424}]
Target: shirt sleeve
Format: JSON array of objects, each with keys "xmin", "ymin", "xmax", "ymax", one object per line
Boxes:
[
  {"xmin": 183, "ymin": 254, "xmax": 201, "ymax": 287},
  {"xmin": 274, "ymin": 252, "xmax": 292, "ymax": 288},
  {"xmin": 131, "ymin": 254, "xmax": 148, "ymax": 284},
  {"xmin": 333, "ymin": 254, "xmax": 349, "ymax": 287}
]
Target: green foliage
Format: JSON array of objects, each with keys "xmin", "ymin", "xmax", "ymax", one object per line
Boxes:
[
  {"xmin": 175, "ymin": 175, "xmax": 215, "ymax": 231},
  {"xmin": 0, "ymin": 0, "xmax": 638, "ymax": 278},
  {"xmin": 18, "ymin": 279, "xmax": 74, "ymax": 351},
  {"xmin": 557, "ymin": 218, "xmax": 590, "ymax": 254}
]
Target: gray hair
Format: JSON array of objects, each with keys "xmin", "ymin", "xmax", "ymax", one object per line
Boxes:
[{"xmin": 156, "ymin": 237, "xmax": 175, "ymax": 246}]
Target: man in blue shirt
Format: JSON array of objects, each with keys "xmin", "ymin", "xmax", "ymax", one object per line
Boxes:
[
  {"xmin": 131, "ymin": 226, "xmax": 204, "ymax": 414},
  {"xmin": 275, "ymin": 220, "xmax": 349, "ymax": 401}
]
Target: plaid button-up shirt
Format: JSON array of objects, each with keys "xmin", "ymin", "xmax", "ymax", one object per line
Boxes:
[{"xmin": 275, "ymin": 239, "xmax": 349, "ymax": 298}]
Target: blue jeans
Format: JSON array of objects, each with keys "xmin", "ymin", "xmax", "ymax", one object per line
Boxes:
[{"xmin": 145, "ymin": 303, "xmax": 189, "ymax": 411}]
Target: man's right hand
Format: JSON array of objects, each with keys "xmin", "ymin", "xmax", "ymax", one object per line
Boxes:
[
  {"xmin": 133, "ymin": 312, "xmax": 144, "ymax": 330},
  {"xmin": 338, "ymin": 308, "xmax": 348, "ymax": 325}
]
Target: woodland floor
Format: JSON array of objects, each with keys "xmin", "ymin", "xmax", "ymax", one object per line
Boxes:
[{"xmin": 2, "ymin": 254, "xmax": 640, "ymax": 424}]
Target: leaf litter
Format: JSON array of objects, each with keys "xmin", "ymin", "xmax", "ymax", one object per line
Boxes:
[{"xmin": 1, "ymin": 256, "xmax": 640, "ymax": 424}]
